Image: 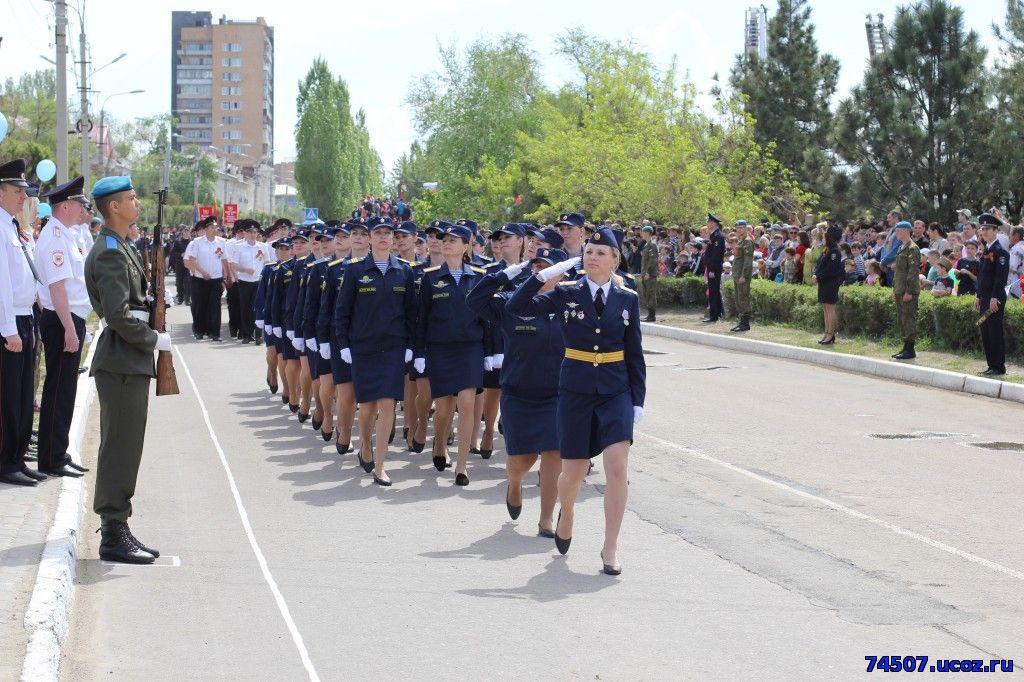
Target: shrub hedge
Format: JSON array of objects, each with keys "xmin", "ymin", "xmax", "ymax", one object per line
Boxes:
[{"xmin": 649, "ymin": 275, "xmax": 1024, "ymax": 362}]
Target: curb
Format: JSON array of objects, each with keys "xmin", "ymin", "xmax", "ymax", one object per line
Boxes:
[
  {"xmin": 20, "ymin": 327, "xmax": 101, "ymax": 682},
  {"xmin": 641, "ymin": 322, "xmax": 1024, "ymax": 406}
]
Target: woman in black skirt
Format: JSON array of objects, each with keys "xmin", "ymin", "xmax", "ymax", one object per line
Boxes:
[
  {"xmin": 333, "ymin": 218, "xmax": 417, "ymax": 486},
  {"xmin": 812, "ymin": 226, "xmax": 844, "ymax": 344},
  {"xmin": 413, "ymin": 224, "xmax": 487, "ymax": 486},
  {"xmin": 507, "ymin": 226, "xmax": 646, "ymax": 575}
]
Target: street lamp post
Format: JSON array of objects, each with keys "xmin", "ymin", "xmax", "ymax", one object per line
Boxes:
[{"xmin": 97, "ymin": 89, "xmax": 144, "ymax": 176}]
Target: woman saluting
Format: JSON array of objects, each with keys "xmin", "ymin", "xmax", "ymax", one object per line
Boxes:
[
  {"xmin": 413, "ymin": 224, "xmax": 487, "ymax": 486},
  {"xmin": 507, "ymin": 226, "xmax": 646, "ymax": 575},
  {"xmin": 333, "ymin": 216, "xmax": 417, "ymax": 486}
]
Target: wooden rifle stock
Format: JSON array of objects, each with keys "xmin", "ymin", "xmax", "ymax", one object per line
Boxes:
[{"xmin": 152, "ymin": 189, "xmax": 179, "ymax": 396}]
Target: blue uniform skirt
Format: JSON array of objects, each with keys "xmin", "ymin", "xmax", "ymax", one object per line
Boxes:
[
  {"xmin": 500, "ymin": 391, "xmax": 559, "ymax": 456},
  {"xmin": 556, "ymin": 389, "xmax": 633, "ymax": 460},
  {"xmin": 331, "ymin": 350, "xmax": 352, "ymax": 385},
  {"xmin": 482, "ymin": 368, "xmax": 501, "ymax": 389},
  {"xmin": 279, "ymin": 335, "xmax": 300, "ymax": 361},
  {"xmin": 265, "ymin": 331, "xmax": 275, "ymax": 348},
  {"xmin": 408, "ymin": 360, "xmax": 428, "ymax": 381},
  {"xmin": 304, "ymin": 346, "xmax": 330, "ymax": 380},
  {"xmin": 351, "ymin": 348, "xmax": 405, "ymax": 403},
  {"xmin": 427, "ymin": 342, "xmax": 483, "ymax": 397}
]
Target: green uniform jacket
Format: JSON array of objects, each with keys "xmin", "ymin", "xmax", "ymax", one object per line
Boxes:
[
  {"xmin": 84, "ymin": 227, "xmax": 158, "ymax": 377},
  {"xmin": 640, "ymin": 239, "xmax": 659, "ymax": 277},
  {"xmin": 893, "ymin": 242, "xmax": 921, "ymax": 297},
  {"xmin": 736, "ymin": 238, "xmax": 754, "ymax": 278}
]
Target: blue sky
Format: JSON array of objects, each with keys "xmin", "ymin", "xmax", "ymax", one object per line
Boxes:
[{"xmin": 0, "ymin": 0, "xmax": 1011, "ymax": 173}]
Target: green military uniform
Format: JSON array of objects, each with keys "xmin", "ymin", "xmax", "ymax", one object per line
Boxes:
[
  {"xmin": 733, "ymin": 237, "xmax": 755, "ymax": 316},
  {"xmin": 639, "ymin": 237, "xmax": 659, "ymax": 316},
  {"xmin": 892, "ymin": 240, "xmax": 921, "ymax": 343},
  {"xmin": 84, "ymin": 227, "xmax": 158, "ymax": 522}
]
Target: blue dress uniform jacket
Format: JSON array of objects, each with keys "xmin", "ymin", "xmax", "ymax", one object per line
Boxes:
[
  {"xmin": 813, "ymin": 246, "xmax": 844, "ymax": 280},
  {"xmin": 253, "ymin": 261, "xmax": 276, "ymax": 321},
  {"xmin": 414, "ymin": 263, "xmax": 486, "ymax": 355},
  {"xmin": 507, "ymin": 274, "xmax": 646, "ymax": 408},
  {"xmin": 333, "ymin": 254, "xmax": 417, "ymax": 353},
  {"xmin": 269, "ymin": 258, "xmax": 296, "ymax": 332},
  {"xmin": 466, "ymin": 271, "xmax": 563, "ymax": 397},
  {"xmin": 316, "ymin": 256, "xmax": 351, "ymax": 345},
  {"xmin": 300, "ymin": 257, "xmax": 329, "ymax": 341},
  {"xmin": 977, "ymin": 241, "xmax": 1010, "ymax": 307},
  {"xmin": 288, "ymin": 253, "xmax": 316, "ymax": 335}
]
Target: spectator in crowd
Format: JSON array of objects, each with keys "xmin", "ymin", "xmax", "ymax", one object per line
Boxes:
[
  {"xmin": 794, "ymin": 230, "xmax": 810, "ymax": 283},
  {"xmin": 1009, "ymin": 226, "xmax": 1024, "ymax": 286},
  {"xmin": 843, "ymin": 259, "xmax": 858, "ymax": 285},
  {"xmin": 782, "ymin": 247, "xmax": 799, "ymax": 283},
  {"xmin": 922, "ymin": 249, "xmax": 940, "ymax": 287},
  {"xmin": 911, "ymin": 219, "xmax": 930, "ymax": 249},
  {"xmin": 851, "ymin": 241, "xmax": 866, "ymax": 280},
  {"xmin": 955, "ymin": 240, "xmax": 981, "ymax": 296},
  {"xmin": 930, "ymin": 258, "xmax": 954, "ymax": 297},
  {"xmin": 927, "ymin": 223, "xmax": 949, "ymax": 256},
  {"xmin": 765, "ymin": 232, "xmax": 786, "ymax": 281},
  {"xmin": 865, "ymin": 260, "xmax": 884, "ymax": 287},
  {"xmin": 803, "ymin": 225, "xmax": 824, "ymax": 285}
]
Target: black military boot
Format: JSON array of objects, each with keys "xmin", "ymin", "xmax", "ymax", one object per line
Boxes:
[
  {"xmin": 124, "ymin": 524, "xmax": 161, "ymax": 558},
  {"xmin": 892, "ymin": 341, "xmax": 916, "ymax": 360},
  {"xmin": 99, "ymin": 520, "xmax": 156, "ymax": 564},
  {"xmin": 730, "ymin": 315, "xmax": 750, "ymax": 332},
  {"xmin": 644, "ymin": 309, "xmax": 656, "ymax": 322}
]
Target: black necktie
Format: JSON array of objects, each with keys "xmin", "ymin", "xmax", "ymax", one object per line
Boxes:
[
  {"xmin": 12, "ymin": 218, "xmax": 41, "ymax": 283},
  {"xmin": 595, "ymin": 287, "xmax": 605, "ymax": 316}
]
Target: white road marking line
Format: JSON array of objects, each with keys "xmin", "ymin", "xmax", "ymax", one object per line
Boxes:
[
  {"xmin": 636, "ymin": 430, "xmax": 1024, "ymax": 583},
  {"xmin": 101, "ymin": 555, "xmax": 182, "ymax": 568},
  {"xmin": 175, "ymin": 347, "xmax": 321, "ymax": 682}
]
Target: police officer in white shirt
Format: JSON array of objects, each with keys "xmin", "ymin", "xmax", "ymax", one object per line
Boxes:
[
  {"xmin": 228, "ymin": 219, "xmax": 269, "ymax": 343},
  {"xmin": 35, "ymin": 176, "xmax": 94, "ymax": 477},
  {"xmin": 186, "ymin": 216, "xmax": 229, "ymax": 341},
  {"xmin": 224, "ymin": 223, "xmax": 244, "ymax": 339},
  {"xmin": 0, "ymin": 159, "xmax": 47, "ymax": 486}
]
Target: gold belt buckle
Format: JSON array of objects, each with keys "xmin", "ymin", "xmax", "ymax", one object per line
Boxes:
[{"xmin": 594, "ymin": 352, "xmax": 604, "ymax": 363}]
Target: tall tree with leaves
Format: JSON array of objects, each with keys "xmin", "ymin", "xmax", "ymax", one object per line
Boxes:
[
  {"xmin": 990, "ymin": 0, "xmax": 1024, "ymax": 217},
  {"xmin": 834, "ymin": 0, "xmax": 992, "ymax": 220},
  {"xmin": 729, "ymin": 0, "xmax": 839, "ymax": 203}
]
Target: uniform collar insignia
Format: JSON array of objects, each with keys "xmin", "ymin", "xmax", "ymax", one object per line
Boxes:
[
  {"xmin": 434, "ymin": 279, "xmax": 448, "ymax": 288},
  {"xmin": 359, "ymin": 274, "xmax": 372, "ymax": 283},
  {"xmin": 567, "ymin": 302, "xmax": 579, "ymax": 309}
]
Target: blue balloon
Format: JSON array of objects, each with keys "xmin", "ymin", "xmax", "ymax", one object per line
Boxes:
[
  {"xmin": 37, "ymin": 203, "xmax": 52, "ymax": 218},
  {"xmin": 36, "ymin": 159, "xmax": 57, "ymax": 183},
  {"xmin": 0, "ymin": 112, "xmax": 8, "ymax": 142}
]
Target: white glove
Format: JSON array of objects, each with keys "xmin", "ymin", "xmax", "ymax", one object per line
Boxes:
[
  {"xmin": 255, "ymin": 320, "xmax": 264, "ymax": 330},
  {"xmin": 155, "ymin": 332, "xmax": 172, "ymax": 352},
  {"xmin": 146, "ymin": 294, "xmax": 155, "ymax": 303},
  {"xmin": 483, "ymin": 356, "xmax": 493, "ymax": 371},
  {"xmin": 633, "ymin": 406, "xmax": 644, "ymax": 424},
  {"xmin": 273, "ymin": 326, "xmax": 282, "ymax": 338},
  {"xmin": 305, "ymin": 338, "xmax": 317, "ymax": 351},
  {"xmin": 500, "ymin": 261, "xmax": 528, "ymax": 279},
  {"xmin": 340, "ymin": 347, "xmax": 352, "ymax": 364},
  {"xmin": 291, "ymin": 337, "xmax": 304, "ymax": 351},
  {"xmin": 405, "ymin": 348, "xmax": 413, "ymax": 363},
  {"xmin": 537, "ymin": 257, "xmax": 580, "ymax": 282},
  {"xmin": 286, "ymin": 330, "xmax": 295, "ymax": 340},
  {"xmin": 164, "ymin": 291, "xmax": 174, "ymax": 307},
  {"xmin": 491, "ymin": 353, "xmax": 504, "ymax": 369},
  {"xmin": 414, "ymin": 358, "xmax": 425, "ymax": 374}
]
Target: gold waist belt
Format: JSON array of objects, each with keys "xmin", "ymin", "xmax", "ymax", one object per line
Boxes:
[{"xmin": 564, "ymin": 348, "xmax": 625, "ymax": 364}]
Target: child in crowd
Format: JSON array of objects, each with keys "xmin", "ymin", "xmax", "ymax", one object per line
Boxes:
[
  {"xmin": 842, "ymin": 259, "xmax": 859, "ymax": 285},
  {"xmin": 851, "ymin": 241, "xmax": 866, "ymax": 279},
  {"xmin": 931, "ymin": 258, "xmax": 954, "ymax": 297},
  {"xmin": 782, "ymin": 247, "xmax": 798, "ymax": 283},
  {"xmin": 955, "ymin": 240, "xmax": 980, "ymax": 296},
  {"xmin": 864, "ymin": 260, "xmax": 883, "ymax": 287}
]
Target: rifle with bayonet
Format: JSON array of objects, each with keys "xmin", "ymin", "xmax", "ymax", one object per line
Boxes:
[{"xmin": 151, "ymin": 188, "xmax": 179, "ymax": 396}]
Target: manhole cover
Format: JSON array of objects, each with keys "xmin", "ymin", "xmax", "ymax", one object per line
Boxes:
[
  {"xmin": 965, "ymin": 441, "xmax": 1024, "ymax": 452},
  {"xmin": 868, "ymin": 431, "xmax": 970, "ymax": 440}
]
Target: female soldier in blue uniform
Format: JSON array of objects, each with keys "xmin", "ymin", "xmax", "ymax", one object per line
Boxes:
[
  {"xmin": 269, "ymin": 237, "xmax": 300, "ymax": 411},
  {"xmin": 507, "ymin": 225, "xmax": 646, "ymax": 576},
  {"xmin": 467, "ymin": 247, "xmax": 569, "ymax": 536},
  {"xmin": 334, "ymin": 217, "xmax": 417, "ymax": 486},
  {"xmin": 254, "ymin": 238, "xmax": 291, "ymax": 397},
  {"xmin": 289, "ymin": 229, "xmax": 322, "ymax": 424},
  {"xmin": 301, "ymin": 226, "xmax": 337, "ymax": 433},
  {"xmin": 812, "ymin": 226, "xmax": 844, "ymax": 344},
  {"xmin": 413, "ymin": 224, "xmax": 487, "ymax": 485},
  {"xmin": 317, "ymin": 221, "xmax": 364, "ymax": 453}
]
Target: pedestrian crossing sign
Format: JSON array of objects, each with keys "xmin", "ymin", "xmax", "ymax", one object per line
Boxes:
[{"xmin": 304, "ymin": 207, "xmax": 319, "ymax": 223}]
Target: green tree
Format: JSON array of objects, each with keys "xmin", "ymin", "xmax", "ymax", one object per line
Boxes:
[
  {"xmin": 991, "ymin": 0, "xmax": 1024, "ymax": 217},
  {"xmin": 833, "ymin": 0, "xmax": 993, "ymax": 220},
  {"xmin": 729, "ymin": 0, "xmax": 839, "ymax": 203}
]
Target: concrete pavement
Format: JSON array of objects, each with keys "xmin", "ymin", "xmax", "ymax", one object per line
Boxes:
[{"xmin": 58, "ymin": 302, "xmax": 1023, "ymax": 680}]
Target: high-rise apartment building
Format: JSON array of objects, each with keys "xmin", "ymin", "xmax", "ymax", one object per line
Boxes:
[
  {"xmin": 171, "ymin": 11, "xmax": 274, "ymax": 213},
  {"xmin": 744, "ymin": 6, "xmax": 769, "ymax": 61}
]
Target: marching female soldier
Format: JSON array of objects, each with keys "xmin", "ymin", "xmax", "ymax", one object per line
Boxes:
[
  {"xmin": 413, "ymin": 224, "xmax": 487, "ymax": 485},
  {"xmin": 407, "ymin": 221, "xmax": 448, "ymax": 453},
  {"xmin": 334, "ymin": 217, "xmax": 417, "ymax": 486},
  {"xmin": 299, "ymin": 226, "xmax": 336, "ymax": 432},
  {"xmin": 268, "ymin": 237, "xmax": 299, "ymax": 410},
  {"xmin": 317, "ymin": 222, "xmax": 361, "ymax": 453},
  {"xmin": 467, "ymin": 247, "xmax": 568, "ymax": 535},
  {"xmin": 254, "ymin": 237, "xmax": 292, "ymax": 397},
  {"xmin": 507, "ymin": 225, "xmax": 646, "ymax": 575}
]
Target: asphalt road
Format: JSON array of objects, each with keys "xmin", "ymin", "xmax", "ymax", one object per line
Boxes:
[{"xmin": 60, "ymin": 301, "xmax": 1024, "ymax": 681}]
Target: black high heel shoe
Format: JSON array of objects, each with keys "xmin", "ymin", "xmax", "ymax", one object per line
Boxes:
[
  {"xmin": 311, "ymin": 413, "xmax": 323, "ymax": 431},
  {"xmin": 479, "ymin": 448, "xmax": 493, "ymax": 459},
  {"xmin": 289, "ymin": 403, "xmax": 300, "ymax": 414},
  {"xmin": 320, "ymin": 428, "xmax": 333, "ymax": 442},
  {"xmin": 554, "ymin": 510, "xmax": 571, "ymax": 555},
  {"xmin": 297, "ymin": 411, "xmax": 310, "ymax": 423},
  {"xmin": 267, "ymin": 379, "xmax": 278, "ymax": 394},
  {"xmin": 411, "ymin": 439, "xmax": 425, "ymax": 454},
  {"xmin": 373, "ymin": 472, "xmax": 392, "ymax": 487},
  {"xmin": 505, "ymin": 484, "xmax": 522, "ymax": 520},
  {"xmin": 818, "ymin": 333, "xmax": 835, "ymax": 345},
  {"xmin": 358, "ymin": 446, "xmax": 374, "ymax": 473},
  {"xmin": 281, "ymin": 394, "xmax": 289, "ymax": 405},
  {"xmin": 454, "ymin": 472, "xmax": 469, "ymax": 486},
  {"xmin": 600, "ymin": 550, "xmax": 622, "ymax": 576},
  {"xmin": 335, "ymin": 441, "xmax": 351, "ymax": 455},
  {"xmin": 537, "ymin": 524, "xmax": 555, "ymax": 539}
]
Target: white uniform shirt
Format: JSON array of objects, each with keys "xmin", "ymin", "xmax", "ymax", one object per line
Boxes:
[
  {"xmin": 1009, "ymin": 240, "xmax": 1024, "ymax": 286},
  {"xmin": 35, "ymin": 216, "xmax": 93, "ymax": 319},
  {"xmin": 0, "ymin": 206, "xmax": 39, "ymax": 337},
  {"xmin": 189, "ymin": 236, "xmax": 228, "ymax": 278},
  {"xmin": 228, "ymin": 240, "xmax": 271, "ymax": 283}
]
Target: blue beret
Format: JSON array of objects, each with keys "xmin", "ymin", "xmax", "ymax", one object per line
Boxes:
[
  {"xmin": 91, "ymin": 175, "xmax": 134, "ymax": 200},
  {"xmin": 641, "ymin": 224, "xmax": 655, "ymax": 233},
  {"xmin": 895, "ymin": 221, "xmax": 912, "ymax": 230},
  {"xmin": 444, "ymin": 224, "xmax": 472, "ymax": 242},
  {"xmin": 734, "ymin": 219, "xmax": 748, "ymax": 227},
  {"xmin": 531, "ymin": 247, "xmax": 568, "ymax": 266}
]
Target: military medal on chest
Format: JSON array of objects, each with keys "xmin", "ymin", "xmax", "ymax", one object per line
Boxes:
[
  {"xmin": 566, "ymin": 301, "xmax": 583, "ymax": 322},
  {"xmin": 622, "ymin": 308, "xmax": 630, "ymax": 326}
]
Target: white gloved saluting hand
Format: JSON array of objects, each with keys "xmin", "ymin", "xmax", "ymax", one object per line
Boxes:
[
  {"xmin": 500, "ymin": 261, "xmax": 528, "ymax": 280},
  {"xmin": 537, "ymin": 257, "xmax": 580, "ymax": 282}
]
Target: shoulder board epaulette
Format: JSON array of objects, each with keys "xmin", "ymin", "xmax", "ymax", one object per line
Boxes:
[
  {"xmin": 105, "ymin": 235, "xmax": 118, "ymax": 249},
  {"xmin": 329, "ymin": 257, "xmax": 345, "ymax": 266},
  {"xmin": 470, "ymin": 266, "xmax": 487, "ymax": 274},
  {"xmin": 423, "ymin": 265, "xmax": 442, "ymax": 273},
  {"xmin": 483, "ymin": 261, "xmax": 501, "ymax": 269},
  {"xmin": 265, "ymin": 261, "xmax": 277, "ymax": 267},
  {"xmin": 349, "ymin": 256, "xmax": 366, "ymax": 263},
  {"xmin": 557, "ymin": 280, "xmax": 578, "ymax": 286},
  {"xmin": 623, "ymin": 272, "xmax": 635, "ymax": 279},
  {"xmin": 576, "ymin": 269, "xmax": 586, "ymax": 274},
  {"xmin": 398, "ymin": 257, "xmax": 416, "ymax": 266},
  {"xmin": 306, "ymin": 261, "xmax": 318, "ymax": 268}
]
